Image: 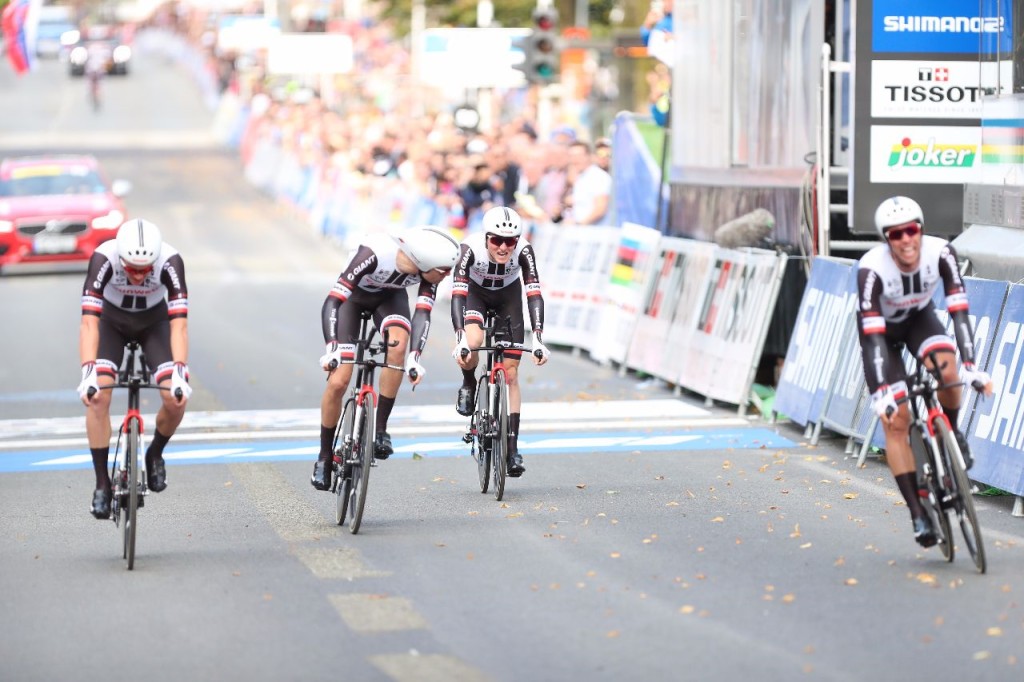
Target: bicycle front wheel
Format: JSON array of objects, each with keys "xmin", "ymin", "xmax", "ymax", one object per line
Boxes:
[
  {"xmin": 334, "ymin": 398, "xmax": 356, "ymax": 526},
  {"xmin": 474, "ymin": 375, "xmax": 491, "ymax": 493},
  {"xmin": 348, "ymin": 399, "xmax": 375, "ymax": 534},
  {"xmin": 492, "ymin": 373, "xmax": 509, "ymax": 501},
  {"xmin": 938, "ymin": 421, "xmax": 986, "ymax": 573},
  {"xmin": 916, "ymin": 432, "xmax": 953, "ymax": 563},
  {"xmin": 125, "ymin": 418, "xmax": 140, "ymax": 570}
]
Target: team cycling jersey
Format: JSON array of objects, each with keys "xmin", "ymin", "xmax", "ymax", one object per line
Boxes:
[
  {"xmin": 321, "ymin": 233, "xmax": 437, "ymax": 350},
  {"xmin": 451, "ymin": 232, "xmax": 544, "ymax": 333},
  {"xmin": 81, "ymin": 239, "xmax": 188, "ymax": 319},
  {"xmin": 856, "ymin": 235, "xmax": 978, "ymax": 392}
]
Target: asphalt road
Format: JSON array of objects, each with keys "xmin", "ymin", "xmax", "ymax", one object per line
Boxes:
[{"xmin": 1, "ymin": 34, "xmax": 1023, "ymax": 682}]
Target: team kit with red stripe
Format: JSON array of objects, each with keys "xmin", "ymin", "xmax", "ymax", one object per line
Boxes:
[
  {"xmin": 81, "ymin": 239, "xmax": 189, "ymax": 381},
  {"xmin": 451, "ymin": 231, "xmax": 545, "ymax": 349},
  {"xmin": 856, "ymin": 235, "xmax": 977, "ymax": 398},
  {"xmin": 320, "ymin": 233, "xmax": 437, "ymax": 358}
]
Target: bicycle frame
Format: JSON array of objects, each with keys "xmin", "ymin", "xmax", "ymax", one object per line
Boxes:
[
  {"xmin": 331, "ymin": 311, "xmax": 403, "ymax": 533},
  {"xmin": 901, "ymin": 350, "xmax": 986, "ymax": 572}
]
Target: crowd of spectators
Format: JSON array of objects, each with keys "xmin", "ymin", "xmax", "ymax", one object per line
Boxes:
[{"xmin": 136, "ymin": 1, "xmax": 618, "ymax": 237}]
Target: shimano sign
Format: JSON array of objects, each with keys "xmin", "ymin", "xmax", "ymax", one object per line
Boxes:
[{"xmin": 872, "ymin": 0, "xmax": 1012, "ymax": 54}]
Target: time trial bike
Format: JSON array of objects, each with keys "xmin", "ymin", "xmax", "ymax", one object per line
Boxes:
[
  {"xmin": 461, "ymin": 310, "xmax": 542, "ymax": 501},
  {"xmin": 89, "ymin": 341, "xmax": 181, "ymax": 570},
  {"xmin": 329, "ymin": 311, "xmax": 411, "ymax": 534},
  {"xmin": 893, "ymin": 350, "xmax": 986, "ymax": 573}
]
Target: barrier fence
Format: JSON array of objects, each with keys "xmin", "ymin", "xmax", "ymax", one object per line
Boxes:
[{"xmin": 775, "ymin": 257, "xmax": 1024, "ymax": 511}]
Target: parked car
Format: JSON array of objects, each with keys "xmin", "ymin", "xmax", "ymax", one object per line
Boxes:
[{"xmin": 0, "ymin": 155, "xmax": 131, "ymax": 271}]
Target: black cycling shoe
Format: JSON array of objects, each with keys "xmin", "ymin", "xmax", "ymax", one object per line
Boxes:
[
  {"xmin": 913, "ymin": 515, "xmax": 937, "ymax": 548},
  {"xmin": 147, "ymin": 457, "xmax": 168, "ymax": 493},
  {"xmin": 507, "ymin": 451, "xmax": 526, "ymax": 478},
  {"xmin": 90, "ymin": 488, "xmax": 112, "ymax": 520},
  {"xmin": 374, "ymin": 432, "xmax": 393, "ymax": 460},
  {"xmin": 456, "ymin": 385, "xmax": 475, "ymax": 417},
  {"xmin": 311, "ymin": 460, "xmax": 332, "ymax": 491},
  {"xmin": 954, "ymin": 430, "xmax": 974, "ymax": 470}
]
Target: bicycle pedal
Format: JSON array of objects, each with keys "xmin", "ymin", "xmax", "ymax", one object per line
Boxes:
[{"xmin": 462, "ymin": 433, "xmax": 474, "ymax": 444}]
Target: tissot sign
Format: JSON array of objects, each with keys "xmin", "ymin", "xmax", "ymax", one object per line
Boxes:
[
  {"xmin": 871, "ymin": 61, "xmax": 1011, "ymax": 118},
  {"xmin": 851, "ymin": 1, "xmax": 1010, "ymax": 237}
]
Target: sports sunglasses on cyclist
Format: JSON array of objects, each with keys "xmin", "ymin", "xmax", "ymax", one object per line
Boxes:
[
  {"xmin": 122, "ymin": 261, "xmax": 153, "ymax": 276},
  {"xmin": 488, "ymin": 235, "xmax": 519, "ymax": 248},
  {"xmin": 885, "ymin": 222, "xmax": 921, "ymax": 242}
]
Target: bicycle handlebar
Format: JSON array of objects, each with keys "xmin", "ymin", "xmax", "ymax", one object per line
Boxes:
[{"xmin": 87, "ymin": 384, "xmax": 184, "ymax": 400}]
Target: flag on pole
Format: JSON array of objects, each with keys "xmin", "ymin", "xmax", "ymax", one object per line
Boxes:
[{"xmin": 2, "ymin": 0, "xmax": 31, "ymax": 75}]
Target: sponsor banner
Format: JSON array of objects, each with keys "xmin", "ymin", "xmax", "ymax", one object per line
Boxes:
[
  {"xmin": 817, "ymin": 310, "xmax": 867, "ymax": 436},
  {"xmin": 679, "ymin": 248, "xmax": 787, "ymax": 404},
  {"xmin": 871, "ymin": 60, "xmax": 1010, "ymax": 119},
  {"xmin": 626, "ymin": 237, "xmax": 708, "ymax": 376},
  {"xmin": 869, "ymin": 125, "xmax": 980, "ymax": 184},
  {"xmin": 775, "ymin": 257, "xmax": 858, "ymax": 426},
  {"xmin": 966, "ymin": 282, "xmax": 1024, "ymax": 495},
  {"xmin": 590, "ymin": 223, "xmax": 662, "ymax": 365},
  {"xmin": 872, "ymin": 0, "xmax": 1012, "ymax": 55},
  {"xmin": 662, "ymin": 240, "xmax": 717, "ymax": 386}
]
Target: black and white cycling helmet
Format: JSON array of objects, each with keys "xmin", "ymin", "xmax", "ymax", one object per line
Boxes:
[
  {"xmin": 117, "ymin": 219, "xmax": 162, "ymax": 267},
  {"xmin": 874, "ymin": 196, "xmax": 923, "ymax": 239},
  {"xmin": 396, "ymin": 225, "xmax": 460, "ymax": 271},
  {"xmin": 483, "ymin": 206, "xmax": 523, "ymax": 238}
]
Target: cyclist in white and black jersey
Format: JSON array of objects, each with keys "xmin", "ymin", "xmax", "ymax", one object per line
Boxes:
[
  {"xmin": 311, "ymin": 226, "xmax": 460, "ymax": 491},
  {"xmin": 451, "ymin": 206, "xmax": 549, "ymax": 477},
  {"xmin": 857, "ymin": 196, "xmax": 994, "ymax": 547},
  {"xmin": 77, "ymin": 219, "xmax": 192, "ymax": 519}
]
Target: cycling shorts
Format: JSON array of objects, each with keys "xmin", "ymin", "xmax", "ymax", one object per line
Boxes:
[
  {"xmin": 333, "ymin": 288, "xmax": 412, "ymax": 343},
  {"xmin": 860, "ymin": 303, "xmax": 957, "ymax": 389},
  {"xmin": 96, "ymin": 302, "xmax": 173, "ymax": 380},
  {"xmin": 463, "ymin": 280, "xmax": 525, "ymax": 350}
]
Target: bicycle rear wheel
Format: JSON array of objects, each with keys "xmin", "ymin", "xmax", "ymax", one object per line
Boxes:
[
  {"xmin": 492, "ymin": 373, "xmax": 509, "ymax": 501},
  {"xmin": 125, "ymin": 418, "xmax": 139, "ymax": 570},
  {"xmin": 334, "ymin": 398, "xmax": 356, "ymax": 526},
  {"xmin": 473, "ymin": 375, "xmax": 491, "ymax": 493},
  {"xmin": 348, "ymin": 399, "xmax": 375, "ymax": 534},
  {"xmin": 938, "ymin": 421, "xmax": 986, "ymax": 573}
]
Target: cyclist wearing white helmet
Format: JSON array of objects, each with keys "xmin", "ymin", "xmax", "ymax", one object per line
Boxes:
[
  {"xmin": 857, "ymin": 196, "xmax": 994, "ymax": 548},
  {"xmin": 78, "ymin": 219, "xmax": 192, "ymax": 519},
  {"xmin": 451, "ymin": 206, "xmax": 549, "ymax": 478},
  {"xmin": 312, "ymin": 225, "xmax": 459, "ymax": 491}
]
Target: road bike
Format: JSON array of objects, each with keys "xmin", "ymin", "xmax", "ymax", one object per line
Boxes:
[
  {"xmin": 896, "ymin": 350, "xmax": 986, "ymax": 573},
  {"xmin": 461, "ymin": 311, "xmax": 541, "ymax": 501},
  {"xmin": 90, "ymin": 341, "xmax": 181, "ymax": 570},
  {"xmin": 329, "ymin": 311, "xmax": 409, "ymax": 534}
]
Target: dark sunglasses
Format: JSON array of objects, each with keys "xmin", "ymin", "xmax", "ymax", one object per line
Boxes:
[
  {"xmin": 885, "ymin": 223, "xmax": 921, "ymax": 242},
  {"xmin": 488, "ymin": 235, "xmax": 519, "ymax": 248}
]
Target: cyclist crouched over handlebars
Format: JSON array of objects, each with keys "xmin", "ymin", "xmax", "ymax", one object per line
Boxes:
[
  {"xmin": 311, "ymin": 225, "xmax": 460, "ymax": 491},
  {"xmin": 77, "ymin": 220, "xmax": 192, "ymax": 519},
  {"xmin": 857, "ymin": 196, "xmax": 994, "ymax": 547},
  {"xmin": 451, "ymin": 206, "xmax": 550, "ymax": 477}
]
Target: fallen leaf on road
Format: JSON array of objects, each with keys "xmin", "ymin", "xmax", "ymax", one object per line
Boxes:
[
  {"xmin": 844, "ymin": 578, "xmax": 858, "ymax": 586},
  {"xmin": 987, "ymin": 627, "xmax": 1003, "ymax": 637},
  {"xmin": 843, "ymin": 493, "xmax": 859, "ymax": 500}
]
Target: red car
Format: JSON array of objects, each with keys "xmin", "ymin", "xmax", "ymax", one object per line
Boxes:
[{"xmin": 0, "ymin": 155, "xmax": 131, "ymax": 270}]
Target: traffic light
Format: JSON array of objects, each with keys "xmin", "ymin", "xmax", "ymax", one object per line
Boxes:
[{"xmin": 529, "ymin": 7, "xmax": 559, "ymax": 84}]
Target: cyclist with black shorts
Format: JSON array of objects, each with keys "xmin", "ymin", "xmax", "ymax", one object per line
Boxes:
[
  {"xmin": 857, "ymin": 196, "xmax": 994, "ymax": 547},
  {"xmin": 451, "ymin": 206, "xmax": 550, "ymax": 477},
  {"xmin": 78, "ymin": 219, "xmax": 192, "ymax": 519},
  {"xmin": 311, "ymin": 225, "xmax": 460, "ymax": 491}
]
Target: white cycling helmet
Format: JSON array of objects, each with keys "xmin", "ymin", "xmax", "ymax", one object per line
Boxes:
[
  {"xmin": 396, "ymin": 225, "xmax": 460, "ymax": 271},
  {"xmin": 116, "ymin": 219, "xmax": 162, "ymax": 267},
  {"xmin": 483, "ymin": 206, "xmax": 523, "ymax": 238},
  {"xmin": 874, "ymin": 196, "xmax": 923, "ymax": 239}
]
